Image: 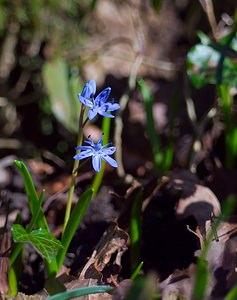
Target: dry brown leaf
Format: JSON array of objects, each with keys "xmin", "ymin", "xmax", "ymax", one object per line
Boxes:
[
  {"xmin": 203, "ymin": 217, "xmax": 237, "ymax": 297},
  {"xmin": 159, "ymin": 264, "xmax": 197, "ymax": 300},
  {"xmin": 167, "ymin": 170, "xmax": 221, "ymax": 234},
  {"xmin": 79, "ymin": 222, "xmax": 129, "ymax": 283},
  {"xmin": 7, "ymin": 293, "xmax": 44, "ymax": 300},
  {"xmin": 0, "ymin": 229, "xmax": 11, "ymax": 299}
]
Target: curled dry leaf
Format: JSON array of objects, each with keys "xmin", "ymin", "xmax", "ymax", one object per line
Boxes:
[
  {"xmin": 203, "ymin": 217, "xmax": 237, "ymax": 297},
  {"xmin": 167, "ymin": 170, "xmax": 221, "ymax": 234},
  {"xmin": 79, "ymin": 222, "xmax": 129, "ymax": 283}
]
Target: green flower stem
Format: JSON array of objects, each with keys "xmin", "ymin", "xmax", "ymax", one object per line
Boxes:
[
  {"xmin": 63, "ymin": 106, "xmax": 85, "ymax": 232},
  {"xmin": 91, "ymin": 116, "xmax": 111, "ymax": 196}
]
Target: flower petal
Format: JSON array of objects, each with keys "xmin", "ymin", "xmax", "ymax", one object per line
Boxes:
[
  {"xmin": 107, "ymin": 103, "xmax": 120, "ymax": 111},
  {"xmin": 101, "ymin": 146, "xmax": 116, "ymax": 155},
  {"xmin": 84, "ymin": 139, "xmax": 94, "ymax": 146},
  {"xmin": 101, "ymin": 154, "xmax": 118, "ymax": 168},
  {"xmin": 95, "ymin": 87, "xmax": 111, "ymax": 105},
  {"xmin": 73, "ymin": 150, "xmax": 93, "ymax": 160},
  {"xmin": 78, "ymin": 94, "xmax": 93, "ymax": 107},
  {"xmin": 92, "ymin": 155, "xmax": 101, "ymax": 172},
  {"xmin": 88, "ymin": 109, "xmax": 98, "ymax": 120},
  {"xmin": 75, "ymin": 145, "xmax": 92, "ymax": 151},
  {"xmin": 98, "ymin": 111, "xmax": 114, "ymax": 118},
  {"xmin": 88, "ymin": 80, "xmax": 96, "ymax": 95}
]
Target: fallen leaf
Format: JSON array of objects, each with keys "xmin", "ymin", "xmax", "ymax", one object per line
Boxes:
[
  {"xmin": 167, "ymin": 170, "xmax": 221, "ymax": 234},
  {"xmin": 0, "ymin": 228, "xmax": 11, "ymax": 299},
  {"xmin": 79, "ymin": 222, "xmax": 129, "ymax": 283}
]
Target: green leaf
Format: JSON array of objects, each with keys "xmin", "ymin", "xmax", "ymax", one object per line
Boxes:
[
  {"xmin": 12, "ymin": 224, "xmax": 63, "ymax": 263},
  {"xmin": 124, "ymin": 274, "xmax": 159, "ymax": 300},
  {"xmin": 14, "ymin": 160, "xmax": 48, "ymax": 230},
  {"xmin": 187, "ymin": 30, "xmax": 237, "ymax": 89},
  {"xmin": 12, "ymin": 160, "xmax": 58, "ymax": 276},
  {"xmin": 57, "ymin": 188, "xmax": 94, "ymax": 269},
  {"xmin": 42, "ymin": 58, "xmax": 81, "ymax": 133},
  {"xmin": 187, "ymin": 44, "xmax": 220, "ymax": 88},
  {"xmin": 192, "ymin": 258, "xmax": 209, "ymax": 299},
  {"xmin": 130, "ymin": 261, "xmax": 144, "ymax": 281},
  {"xmin": 47, "ymin": 286, "xmax": 113, "ymax": 300},
  {"xmin": 137, "ymin": 79, "xmax": 163, "ymax": 172},
  {"xmin": 130, "ymin": 189, "xmax": 143, "ymax": 272},
  {"xmin": 224, "ymin": 285, "xmax": 237, "ymax": 300},
  {"xmin": 92, "ymin": 116, "xmax": 111, "ymax": 196}
]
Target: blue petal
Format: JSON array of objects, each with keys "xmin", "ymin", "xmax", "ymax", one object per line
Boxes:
[
  {"xmin": 92, "ymin": 155, "xmax": 101, "ymax": 172},
  {"xmin": 95, "ymin": 87, "xmax": 111, "ymax": 105},
  {"xmin": 100, "ymin": 154, "xmax": 118, "ymax": 168},
  {"xmin": 84, "ymin": 139, "xmax": 94, "ymax": 146},
  {"xmin": 88, "ymin": 80, "xmax": 96, "ymax": 95},
  {"xmin": 73, "ymin": 150, "xmax": 93, "ymax": 160},
  {"xmin": 98, "ymin": 111, "xmax": 114, "ymax": 118},
  {"xmin": 75, "ymin": 145, "xmax": 92, "ymax": 151},
  {"xmin": 102, "ymin": 146, "xmax": 116, "ymax": 155},
  {"xmin": 88, "ymin": 109, "xmax": 98, "ymax": 120},
  {"xmin": 78, "ymin": 94, "xmax": 93, "ymax": 107},
  {"xmin": 107, "ymin": 103, "xmax": 120, "ymax": 111},
  {"xmin": 81, "ymin": 80, "xmax": 96, "ymax": 98}
]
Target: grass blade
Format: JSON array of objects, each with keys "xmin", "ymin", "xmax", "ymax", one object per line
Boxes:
[
  {"xmin": 92, "ymin": 116, "xmax": 111, "ymax": 196},
  {"xmin": 14, "ymin": 160, "xmax": 48, "ymax": 230},
  {"xmin": 137, "ymin": 79, "xmax": 163, "ymax": 172},
  {"xmin": 130, "ymin": 189, "xmax": 143, "ymax": 272},
  {"xmin": 47, "ymin": 285, "xmax": 113, "ymax": 300},
  {"xmin": 57, "ymin": 188, "xmax": 93, "ymax": 269},
  {"xmin": 224, "ymin": 285, "xmax": 237, "ymax": 300}
]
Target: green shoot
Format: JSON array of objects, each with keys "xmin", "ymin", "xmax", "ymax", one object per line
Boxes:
[
  {"xmin": 56, "ymin": 188, "xmax": 93, "ymax": 270},
  {"xmin": 47, "ymin": 286, "xmax": 113, "ymax": 300},
  {"xmin": 91, "ymin": 116, "xmax": 111, "ymax": 196},
  {"xmin": 130, "ymin": 188, "xmax": 143, "ymax": 272},
  {"xmin": 130, "ymin": 261, "xmax": 144, "ymax": 281}
]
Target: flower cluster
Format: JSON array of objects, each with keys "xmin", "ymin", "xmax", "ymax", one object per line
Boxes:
[
  {"xmin": 78, "ymin": 80, "xmax": 120, "ymax": 120},
  {"xmin": 74, "ymin": 80, "xmax": 120, "ymax": 172}
]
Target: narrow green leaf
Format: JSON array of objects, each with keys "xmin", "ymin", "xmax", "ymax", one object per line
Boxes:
[
  {"xmin": 130, "ymin": 261, "xmax": 144, "ymax": 281},
  {"xmin": 130, "ymin": 189, "xmax": 143, "ymax": 272},
  {"xmin": 137, "ymin": 79, "xmax": 163, "ymax": 172},
  {"xmin": 124, "ymin": 274, "xmax": 159, "ymax": 300},
  {"xmin": 92, "ymin": 116, "xmax": 111, "ymax": 196},
  {"xmin": 12, "ymin": 224, "xmax": 63, "ymax": 263},
  {"xmin": 47, "ymin": 286, "xmax": 113, "ymax": 300},
  {"xmin": 57, "ymin": 188, "xmax": 93, "ymax": 269},
  {"xmin": 192, "ymin": 197, "xmax": 235, "ymax": 299},
  {"xmin": 224, "ymin": 285, "xmax": 237, "ymax": 300},
  {"xmin": 192, "ymin": 258, "xmax": 209, "ymax": 299},
  {"xmin": 14, "ymin": 160, "xmax": 48, "ymax": 230}
]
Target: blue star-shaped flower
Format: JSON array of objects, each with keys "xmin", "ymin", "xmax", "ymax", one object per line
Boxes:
[
  {"xmin": 78, "ymin": 80, "xmax": 120, "ymax": 120},
  {"xmin": 73, "ymin": 135, "xmax": 118, "ymax": 172}
]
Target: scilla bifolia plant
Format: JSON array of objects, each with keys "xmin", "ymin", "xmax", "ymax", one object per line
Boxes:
[{"xmin": 10, "ymin": 80, "xmax": 120, "ymax": 295}]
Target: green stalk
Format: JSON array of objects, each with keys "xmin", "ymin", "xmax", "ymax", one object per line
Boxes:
[
  {"xmin": 91, "ymin": 116, "xmax": 111, "ymax": 196},
  {"xmin": 63, "ymin": 106, "xmax": 85, "ymax": 232},
  {"xmin": 137, "ymin": 79, "xmax": 163, "ymax": 172},
  {"xmin": 130, "ymin": 189, "xmax": 143, "ymax": 272}
]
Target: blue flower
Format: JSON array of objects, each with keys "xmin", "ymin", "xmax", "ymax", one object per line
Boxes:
[
  {"xmin": 78, "ymin": 80, "xmax": 120, "ymax": 120},
  {"xmin": 73, "ymin": 135, "xmax": 118, "ymax": 172}
]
